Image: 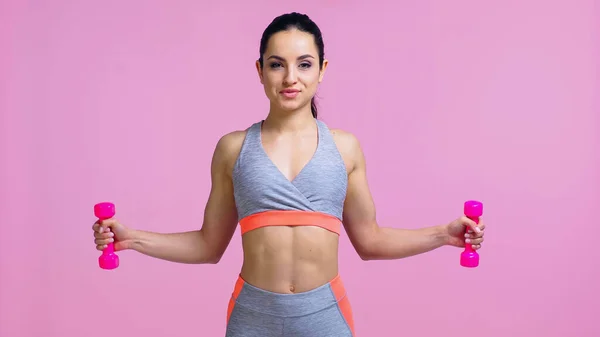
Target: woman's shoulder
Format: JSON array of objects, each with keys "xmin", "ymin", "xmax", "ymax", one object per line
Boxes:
[
  {"xmin": 216, "ymin": 120, "xmax": 262, "ymax": 150},
  {"xmin": 218, "ymin": 129, "xmax": 248, "ymax": 147},
  {"xmin": 212, "ymin": 129, "xmax": 248, "ymax": 173},
  {"xmin": 328, "ymin": 127, "xmax": 361, "ymax": 153},
  {"xmin": 325, "ymin": 126, "xmax": 363, "ymax": 172}
]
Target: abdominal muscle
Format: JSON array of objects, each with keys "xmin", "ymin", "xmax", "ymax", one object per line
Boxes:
[{"xmin": 239, "ymin": 225, "xmax": 340, "ymax": 294}]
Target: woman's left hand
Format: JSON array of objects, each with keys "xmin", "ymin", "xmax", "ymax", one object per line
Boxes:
[{"xmin": 445, "ymin": 216, "xmax": 486, "ymax": 249}]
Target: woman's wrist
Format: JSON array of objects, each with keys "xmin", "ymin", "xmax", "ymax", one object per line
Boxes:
[
  {"xmin": 435, "ymin": 224, "xmax": 452, "ymax": 246},
  {"xmin": 120, "ymin": 228, "xmax": 142, "ymax": 251}
]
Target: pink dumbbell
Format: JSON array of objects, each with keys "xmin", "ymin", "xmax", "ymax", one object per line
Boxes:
[
  {"xmin": 460, "ymin": 200, "xmax": 483, "ymax": 268},
  {"xmin": 94, "ymin": 202, "xmax": 120, "ymax": 270}
]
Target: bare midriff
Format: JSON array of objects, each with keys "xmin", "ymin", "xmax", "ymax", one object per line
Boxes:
[{"xmin": 239, "ymin": 225, "xmax": 339, "ymax": 294}]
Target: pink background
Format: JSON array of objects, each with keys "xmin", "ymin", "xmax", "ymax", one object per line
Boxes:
[{"xmin": 1, "ymin": 1, "xmax": 598, "ymax": 336}]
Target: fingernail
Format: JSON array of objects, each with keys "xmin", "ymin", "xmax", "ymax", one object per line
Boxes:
[
  {"xmin": 98, "ymin": 227, "xmax": 103, "ymax": 233},
  {"xmin": 465, "ymin": 239, "xmax": 471, "ymax": 243},
  {"xmin": 464, "ymin": 233, "xmax": 470, "ymax": 238},
  {"xmin": 109, "ymin": 232, "xmax": 114, "ymax": 237}
]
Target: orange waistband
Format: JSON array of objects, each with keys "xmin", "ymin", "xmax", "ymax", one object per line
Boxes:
[{"xmin": 239, "ymin": 210, "xmax": 342, "ymax": 235}]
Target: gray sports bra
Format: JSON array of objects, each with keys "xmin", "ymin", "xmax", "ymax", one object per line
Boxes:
[{"xmin": 232, "ymin": 119, "xmax": 348, "ymax": 235}]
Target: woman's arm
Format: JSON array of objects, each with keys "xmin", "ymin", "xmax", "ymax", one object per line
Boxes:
[
  {"xmin": 94, "ymin": 131, "xmax": 244, "ymax": 264},
  {"xmin": 333, "ymin": 130, "xmax": 482, "ymax": 261}
]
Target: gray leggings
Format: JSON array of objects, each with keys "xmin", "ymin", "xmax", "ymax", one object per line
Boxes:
[{"xmin": 225, "ymin": 275, "xmax": 356, "ymax": 337}]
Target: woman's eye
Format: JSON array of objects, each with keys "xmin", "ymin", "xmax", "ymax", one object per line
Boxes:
[{"xmin": 268, "ymin": 62, "xmax": 311, "ymax": 69}]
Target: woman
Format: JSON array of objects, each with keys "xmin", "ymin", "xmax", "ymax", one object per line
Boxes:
[{"xmin": 92, "ymin": 12, "xmax": 486, "ymax": 337}]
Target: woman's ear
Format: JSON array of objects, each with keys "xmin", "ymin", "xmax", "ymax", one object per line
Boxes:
[
  {"xmin": 319, "ymin": 59, "xmax": 329, "ymax": 83},
  {"xmin": 255, "ymin": 60, "xmax": 264, "ymax": 84}
]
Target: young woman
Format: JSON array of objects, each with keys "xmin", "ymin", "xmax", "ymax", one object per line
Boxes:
[{"xmin": 92, "ymin": 12, "xmax": 486, "ymax": 337}]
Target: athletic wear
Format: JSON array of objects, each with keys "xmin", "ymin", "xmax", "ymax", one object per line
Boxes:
[
  {"xmin": 227, "ymin": 119, "xmax": 355, "ymax": 336},
  {"xmin": 226, "ymin": 274, "xmax": 355, "ymax": 337},
  {"xmin": 232, "ymin": 119, "xmax": 348, "ymax": 235}
]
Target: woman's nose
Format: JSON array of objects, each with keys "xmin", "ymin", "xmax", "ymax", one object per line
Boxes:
[{"xmin": 283, "ymin": 68, "xmax": 298, "ymax": 85}]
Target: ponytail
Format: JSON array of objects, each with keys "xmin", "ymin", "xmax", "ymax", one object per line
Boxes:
[{"xmin": 310, "ymin": 97, "xmax": 318, "ymax": 118}]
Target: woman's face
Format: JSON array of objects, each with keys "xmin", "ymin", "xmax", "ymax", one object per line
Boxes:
[{"xmin": 256, "ymin": 29, "xmax": 327, "ymax": 113}]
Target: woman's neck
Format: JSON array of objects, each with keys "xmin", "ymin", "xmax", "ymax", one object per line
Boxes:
[{"xmin": 263, "ymin": 105, "xmax": 315, "ymax": 133}]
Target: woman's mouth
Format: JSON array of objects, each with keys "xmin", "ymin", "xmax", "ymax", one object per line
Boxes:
[{"xmin": 280, "ymin": 89, "xmax": 300, "ymax": 98}]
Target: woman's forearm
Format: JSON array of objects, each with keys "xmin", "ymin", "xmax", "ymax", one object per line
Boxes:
[
  {"xmin": 127, "ymin": 229, "xmax": 218, "ymax": 264},
  {"xmin": 360, "ymin": 225, "xmax": 449, "ymax": 260}
]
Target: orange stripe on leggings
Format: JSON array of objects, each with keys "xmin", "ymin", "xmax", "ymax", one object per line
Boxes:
[
  {"xmin": 226, "ymin": 276, "xmax": 245, "ymax": 324},
  {"xmin": 239, "ymin": 210, "xmax": 342, "ymax": 235},
  {"xmin": 330, "ymin": 275, "xmax": 356, "ymax": 336}
]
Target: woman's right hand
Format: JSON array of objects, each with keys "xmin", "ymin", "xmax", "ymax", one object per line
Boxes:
[{"xmin": 92, "ymin": 218, "xmax": 134, "ymax": 252}]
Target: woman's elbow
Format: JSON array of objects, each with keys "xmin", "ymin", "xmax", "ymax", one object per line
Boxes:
[
  {"xmin": 196, "ymin": 231, "xmax": 230, "ymax": 264},
  {"xmin": 348, "ymin": 224, "xmax": 382, "ymax": 261},
  {"xmin": 353, "ymin": 237, "xmax": 380, "ymax": 261},
  {"xmin": 206, "ymin": 257, "xmax": 221, "ymax": 264},
  {"xmin": 357, "ymin": 247, "xmax": 378, "ymax": 261},
  {"xmin": 197, "ymin": 255, "xmax": 220, "ymax": 264},
  {"xmin": 200, "ymin": 250, "xmax": 224, "ymax": 264},
  {"xmin": 194, "ymin": 244, "xmax": 225, "ymax": 264}
]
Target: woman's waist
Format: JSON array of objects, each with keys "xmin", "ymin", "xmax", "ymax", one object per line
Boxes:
[
  {"xmin": 240, "ymin": 256, "xmax": 339, "ymax": 294},
  {"xmin": 240, "ymin": 261, "xmax": 339, "ymax": 294},
  {"xmin": 230, "ymin": 271, "xmax": 348, "ymax": 318}
]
